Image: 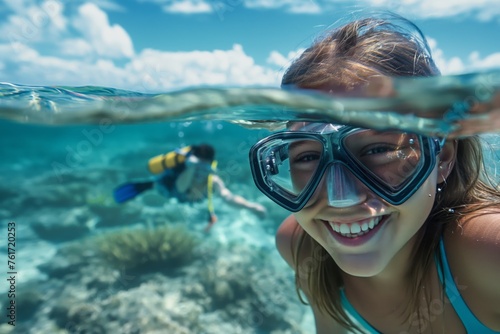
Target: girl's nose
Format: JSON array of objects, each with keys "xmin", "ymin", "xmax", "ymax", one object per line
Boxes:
[{"xmin": 325, "ymin": 163, "xmax": 366, "ymax": 207}]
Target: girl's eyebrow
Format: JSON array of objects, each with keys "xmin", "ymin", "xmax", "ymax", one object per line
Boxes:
[{"xmin": 289, "ymin": 140, "xmax": 317, "ymax": 151}]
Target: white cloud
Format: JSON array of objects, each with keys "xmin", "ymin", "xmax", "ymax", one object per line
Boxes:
[
  {"xmin": 72, "ymin": 2, "xmax": 134, "ymax": 59},
  {"xmin": 428, "ymin": 36, "xmax": 500, "ymax": 74},
  {"xmin": 142, "ymin": 0, "xmax": 322, "ymax": 15},
  {"xmin": 427, "ymin": 37, "xmax": 465, "ymax": 74},
  {"xmin": 349, "ymin": 0, "xmax": 500, "ymax": 20},
  {"xmin": 0, "ymin": 42, "xmax": 138, "ymax": 88},
  {"xmin": 468, "ymin": 51, "xmax": 500, "ymax": 71},
  {"xmin": 242, "ymin": 0, "xmax": 322, "ymax": 14},
  {"xmin": 0, "ymin": 0, "xmax": 67, "ymax": 44},
  {"xmin": 0, "ymin": 42, "xmax": 281, "ymax": 91},
  {"xmin": 266, "ymin": 48, "xmax": 305, "ymax": 68},
  {"xmin": 138, "ymin": 0, "xmax": 213, "ymax": 14},
  {"xmin": 141, "ymin": 0, "xmax": 500, "ymax": 18},
  {"xmin": 0, "ymin": 42, "xmax": 40, "ymax": 63},
  {"xmin": 267, "ymin": 51, "xmax": 290, "ymax": 68},
  {"xmin": 1, "ymin": 32, "xmax": 497, "ymax": 93},
  {"xmin": 0, "ymin": 1, "xmax": 497, "ymax": 93},
  {"xmin": 127, "ymin": 44, "xmax": 281, "ymax": 90},
  {"xmin": 0, "ymin": 2, "xmax": 282, "ymax": 90},
  {"xmin": 162, "ymin": 0, "xmax": 212, "ymax": 14},
  {"xmin": 84, "ymin": 0, "xmax": 126, "ymax": 12},
  {"xmin": 59, "ymin": 38, "xmax": 93, "ymax": 57},
  {"xmin": 0, "ymin": 2, "xmax": 134, "ymax": 59},
  {"xmin": 2, "ymin": 0, "xmax": 32, "ymax": 13},
  {"xmin": 288, "ymin": 2, "xmax": 321, "ymax": 14}
]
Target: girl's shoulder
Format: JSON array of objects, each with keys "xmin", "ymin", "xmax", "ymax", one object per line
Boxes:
[
  {"xmin": 275, "ymin": 216, "xmax": 351, "ymax": 334},
  {"xmin": 276, "ymin": 214, "xmax": 302, "ymax": 269},
  {"xmin": 275, "ymin": 215, "xmax": 318, "ymax": 267},
  {"xmin": 447, "ymin": 208, "xmax": 500, "ymax": 271},
  {"xmin": 445, "ymin": 208, "xmax": 500, "ymax": 328}
]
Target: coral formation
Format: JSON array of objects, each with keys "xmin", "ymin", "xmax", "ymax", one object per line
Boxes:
[{"xmin": 97, "ymin": 225, "xmax": 198, "ymax": 273}]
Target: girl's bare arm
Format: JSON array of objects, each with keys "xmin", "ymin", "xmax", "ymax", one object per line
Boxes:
[{"xmin": 212, "ymin": 175, "xmax": 267, "ymax": 217}]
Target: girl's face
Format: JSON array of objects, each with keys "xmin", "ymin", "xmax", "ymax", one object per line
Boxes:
[{"xmin": 294, "ymin": 162, "xmax": 440, "ymax": 277}]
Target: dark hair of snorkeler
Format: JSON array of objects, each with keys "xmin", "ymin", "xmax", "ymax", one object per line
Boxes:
[{"xmin": 191, "ymin": 144, "xmax": 215, "ymax": 162}]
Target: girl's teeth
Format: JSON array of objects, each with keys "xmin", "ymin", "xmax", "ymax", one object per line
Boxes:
[
  {"xmin": 340, "ymin": 224, "xmax": 350, "ymax": 234},
  {"xmin": 350, "ymin": 223, "xmax": 361, "ymax": 234},
  {"xmin": 329, "ymin": 216, "xmax": 382, "ymax": 238},
  {"xmin": 369, "ymin": 219, "xmax": 375, "ymax": 229}
]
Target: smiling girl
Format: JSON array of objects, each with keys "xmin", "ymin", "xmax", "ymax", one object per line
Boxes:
[{"xmin": 249, "ymin": 15, "xmax": 500, "ymax": 334}]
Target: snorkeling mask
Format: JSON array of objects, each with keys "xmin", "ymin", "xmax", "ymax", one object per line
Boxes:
[{"xmin": 249, "ymin": 123, "xmax": 444, "ymax": 212}]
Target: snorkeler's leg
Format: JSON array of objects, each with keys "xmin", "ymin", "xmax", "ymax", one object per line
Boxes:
[
  {"xmin": 154, "ymin": 173, "xmax": 175, "ymax": 198},
  {"xmin": 113, "ymin": 180, "xmax": 154, "ymax": 203}
]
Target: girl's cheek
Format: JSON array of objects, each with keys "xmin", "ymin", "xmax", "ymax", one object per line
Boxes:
[
  {"xmin": 294, "ymin": 212, "xmax": 310, "ymax": 230},
  {"xmin": 294, "ymin": 211, "xmax": 319, "ymax": 236}
]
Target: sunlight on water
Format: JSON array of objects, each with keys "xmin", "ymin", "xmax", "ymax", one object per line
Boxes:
[{"xmin": 0, "ymin": 70, "xmax": 499, "ymax": 138}]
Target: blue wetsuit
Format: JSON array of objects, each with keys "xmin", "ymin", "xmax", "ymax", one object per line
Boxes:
[
  {"xmin": 340, "ymin": 239, "xmax": 500, "ymax": 333},
  {"xmin": 155, "ymin": 169, "xmax": 189, "ymax": 202}
]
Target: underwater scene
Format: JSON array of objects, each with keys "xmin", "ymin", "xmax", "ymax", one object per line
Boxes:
[
  {"xmin": 0, "ymin": 118, "xmax": 312, "ymax": 334},
  {"xmin": 0, "ymin": 71, "xmax": 500, "ymax": 334}
]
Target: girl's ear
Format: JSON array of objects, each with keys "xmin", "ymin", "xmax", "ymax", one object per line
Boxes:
[{"xmin": 437, "ymin": 140, "xmax": 457, "ymax": 183}]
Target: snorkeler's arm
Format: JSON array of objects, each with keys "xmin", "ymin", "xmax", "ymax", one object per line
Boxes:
[
  {"xmin": 446, "ymin": 209, "xmax": 500, "ymax": 327},
  {"xmin": 212, "ymin": 175, "xmax": 267, "ymax": 217},
  {"xmin": 276, "ymin": 215, "xmax": 351, "ymax": 334}
]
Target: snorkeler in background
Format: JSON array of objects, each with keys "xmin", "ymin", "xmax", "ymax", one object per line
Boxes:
[
  {"xmin": 249, "ymin": 14, "xmax": 500, "ymax": 334},
  {"xmin": 114, "ymin": 143, "xmax": 266, "ymax": 231}
]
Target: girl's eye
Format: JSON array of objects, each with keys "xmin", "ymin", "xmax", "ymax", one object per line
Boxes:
[
  {"xmin": 294, "ymin": 153, "xmax": 321, "ymax": 162},
  {"xmin": 362, "ymin": 145, "xmax": 398, "ymax": 156}
]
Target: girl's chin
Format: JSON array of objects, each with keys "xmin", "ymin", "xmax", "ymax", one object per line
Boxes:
[{"xmin": 329, "ymin": 252, "xmax": 391, "ymax": 277}]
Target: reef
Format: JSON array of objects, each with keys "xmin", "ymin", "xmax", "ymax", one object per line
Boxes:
[{"xmin": 97, "ymin": 225, "xmax": 198, "ymax": 273}]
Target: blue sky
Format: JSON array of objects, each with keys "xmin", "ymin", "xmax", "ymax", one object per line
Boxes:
[{"xmin": 0, "ymin": 0, "xmax": 499, "ymax": 92}]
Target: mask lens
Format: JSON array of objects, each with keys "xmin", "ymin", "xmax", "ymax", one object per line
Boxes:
[
  {"xmin": 343, "ymin": 130, "xmax": 423, "ymax": 190},
  {"xmin": 258, "ymin": 137, "xmax": 324, "ymax": 200}
]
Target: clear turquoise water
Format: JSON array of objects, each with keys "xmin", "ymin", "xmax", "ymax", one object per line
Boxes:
[
  {"xmin": 1, "ymin": 69, "xmax": 499, "ymax": 137},
  {"xmin": 0, "ymin": 70, "xmax": 499, "ymax": 333}
]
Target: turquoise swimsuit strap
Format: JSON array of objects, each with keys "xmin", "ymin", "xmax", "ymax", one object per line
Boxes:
[
  {"xmin": 437, "ymin": 238, "xmax": 500, "ymax": 333},
  {"xmin": 339, "ymin": 239, "xmax": 499, "ymax": 334},
  {"xmin": 340, "ymin": 288, "xmax": 381, "ymax": 334}
]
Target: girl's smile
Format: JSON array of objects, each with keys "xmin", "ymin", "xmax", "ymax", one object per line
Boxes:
[
  {"xmin": 322, "ymin": 214, "xmax": 389, "ymax": 245},
  {"xmin": 294, "ymin": 165, "xmax": 439, "ymax": 276}
]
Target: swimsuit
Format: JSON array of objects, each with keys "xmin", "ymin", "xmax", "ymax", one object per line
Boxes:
[
  {"xmin": 436, "ymin": 239, "xmax": 499, "ymax": 333},
  {"xmin": 340, "ymin": 239, "xmax": 500, "ymax": 333}
]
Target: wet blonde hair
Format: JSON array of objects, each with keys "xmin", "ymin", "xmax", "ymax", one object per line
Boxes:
[
  {"xmin": 282, "ymin": 16, "xmax": 439, "ymax": 90},
  {"xmin": 285, "ymin": 15, "xmax": 500, "ymax": 331}
]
